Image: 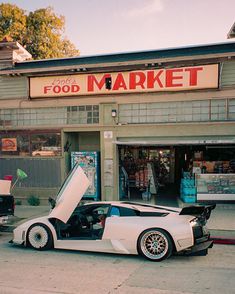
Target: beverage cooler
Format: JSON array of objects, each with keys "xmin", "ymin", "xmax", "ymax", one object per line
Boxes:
[{"xmin": 71, "ymin": 151, "xmax": 101, "ymax": 200}]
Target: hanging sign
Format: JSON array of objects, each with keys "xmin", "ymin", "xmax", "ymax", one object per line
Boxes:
[{"xmin": 30, "ymin": 64, "xmax": 219, "ymax": 98}]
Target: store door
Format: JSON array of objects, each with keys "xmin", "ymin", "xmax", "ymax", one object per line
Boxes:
[{"xmin": 118, "ymin": 146, "xmax": 175, "ymax": 202}]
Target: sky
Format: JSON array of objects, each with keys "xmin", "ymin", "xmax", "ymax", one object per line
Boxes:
[{"xmin": 2, "ymin": 0, "xmax": 235, "ymax": 56}]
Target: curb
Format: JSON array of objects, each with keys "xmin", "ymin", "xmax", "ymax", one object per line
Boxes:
[{"xmin": 210, "ymin": 236, "xmax": 235, "ymax": 245}]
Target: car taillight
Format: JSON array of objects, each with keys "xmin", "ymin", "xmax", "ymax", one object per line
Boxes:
[{"xmin": 190, "ymin": 217, "xmax": 200, "ymax": 227}]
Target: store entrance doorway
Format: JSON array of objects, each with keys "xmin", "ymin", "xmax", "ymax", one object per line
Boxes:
[
  {"xmin": 118, "ymin": 143, "xmax": 235, "ymax": 205},
  {"xmin": 118, "ymin": 145, "xmax": 176, "ymax": 204}
]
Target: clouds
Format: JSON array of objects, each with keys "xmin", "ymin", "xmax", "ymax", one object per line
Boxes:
[{"xmin": 125, "ymin": 0, "xmax": 164, "ymax": 18}]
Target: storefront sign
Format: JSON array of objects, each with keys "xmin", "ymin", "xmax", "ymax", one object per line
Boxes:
[
  {"xmin": 30, "ymin": 64, "xmax": 219, "ymax": 98},
  {"xmin": 104, "ymin": 131, "xmax": 113, "ymax": 139},
  {"xmin": 1, "ymin": 138, "xmax": 17, "ymax": 151}
]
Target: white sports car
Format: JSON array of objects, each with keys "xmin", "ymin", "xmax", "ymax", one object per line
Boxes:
[{"xmin": 12, "ymin": 164, "xmax": 215, "ymax": 261}]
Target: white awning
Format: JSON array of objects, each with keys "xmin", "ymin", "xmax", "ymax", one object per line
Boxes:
[{"xmin": 113, "ymin": 138, "xmax": 235, "ymax": 146}]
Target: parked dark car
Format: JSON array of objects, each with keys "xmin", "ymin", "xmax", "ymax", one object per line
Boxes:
[{"xmin": 0, "ymin": 194, "xmax": 14, "ymax": 225}]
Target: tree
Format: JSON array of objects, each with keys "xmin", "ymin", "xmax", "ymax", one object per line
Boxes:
[
  {"xmin": 0, "ymin": 4, "xmax": 79, "ymax": 59},
  {"xmin": 0, "ymin": 3, "xmax": 26, "ymax": 44}
]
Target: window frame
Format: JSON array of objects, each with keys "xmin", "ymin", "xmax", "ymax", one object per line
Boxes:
[{"xmin": 0, "ymin": 129, "xmax": 62, "ymax": 157}]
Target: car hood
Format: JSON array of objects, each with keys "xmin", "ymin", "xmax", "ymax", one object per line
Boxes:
[{"xmin": 48, "ymin": 164, "xmax": 90, "ymax": 223}]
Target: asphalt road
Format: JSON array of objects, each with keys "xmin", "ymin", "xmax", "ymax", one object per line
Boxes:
[{"xmin": 0, "ymin": 231, "xmax": 235, "ymax": 294}]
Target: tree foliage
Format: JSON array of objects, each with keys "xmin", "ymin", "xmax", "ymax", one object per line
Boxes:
[{"xmin": 0, "ymin": 3, "xmax": 79, "ymax": 59}]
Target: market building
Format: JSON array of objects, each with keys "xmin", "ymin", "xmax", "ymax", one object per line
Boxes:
[{"xmin": 0, "ymin": 39, "xmax": 235, "ymax": 204}]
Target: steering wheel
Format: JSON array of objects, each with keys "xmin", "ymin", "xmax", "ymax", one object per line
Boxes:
[
  {"xmin": 91, "ymin": 211, "xmax": 101, "ymax": 223},
  {"xmin": 77, "ymin": 213, "xmax": 90, "ymax": 228}
]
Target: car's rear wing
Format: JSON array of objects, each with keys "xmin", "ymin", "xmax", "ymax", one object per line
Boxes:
[{"xmin": 179, "ymin": 204, "xmax": 216, "ymax": 220}]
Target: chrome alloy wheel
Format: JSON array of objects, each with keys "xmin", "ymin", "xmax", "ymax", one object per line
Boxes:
[
  {"xmin": 140, "ymin": 230, "xmax": 169, "ymax": 260},
  {"xmin": 28, "ymin": 225, "xmax": 49, "ymax": 249}
]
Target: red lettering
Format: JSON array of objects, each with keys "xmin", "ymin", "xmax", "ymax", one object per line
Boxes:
[
  {"xmin": 129, "ymin": 72, "xmax": 146, "ymax": 89},
  {"xmin": 185, "ymin": 67, "xmax": 203, "ymax": 86},
  {"xmin": 43, "ymin": 84, "xmax": 80, "ymax": 95},
  {"xmin": 166, "ymin": 69, "xmax": 183, "ymax": 87},
  {"xmin": 62, "ymin": 85, "xmax": 70, "ymax": 93},
  {"xmin": 44, "ymin": 86, "xmax": 52, "ymax": 94},
  {"xmin": 112, "ymin": 73, "xmax": 127, "ymax": 90},
  {"xmin": 71, "ymin": 85, "xmax": 80, "ymax": 92},
  {"xmin": 147, "ymin": 70, "xmax": 164, "ymax": 88},
  {"xmin": 53, "ymin": 85, "xmax": 61, "ymax": 93},
  {"xmin": 87, "ymin": 74, "xmax": 110, "ymax": 91}
]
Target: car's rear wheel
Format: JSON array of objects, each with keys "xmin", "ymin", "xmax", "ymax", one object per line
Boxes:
[
  {"xmin": 27, "ymin": 224, "xmax": 53, "ymax": 250},
  {"xmin": 137, "ymin": 228, "xmax": 173, "ymax": 261}
]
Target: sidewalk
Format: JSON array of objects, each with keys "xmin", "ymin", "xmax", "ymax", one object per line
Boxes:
[
  {"xmin": 6, "ymin": 205, "xmax": 50, "ymax": 229},
  {"xmin": 205, "ymin": 204, "xmax": 235, "ymax": 245},
  {"xmin": 15, "ymin": 205, "xmax": 50, "ymax": 219}
]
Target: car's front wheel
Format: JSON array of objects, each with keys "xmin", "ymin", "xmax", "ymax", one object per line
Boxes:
[
  {"xmin": 27, "ymin": 224, "xmax": 53, "ymax": 250},
  {"xmin": 137, "ymin": 228, "xmax": 173, "ymax": 261}
]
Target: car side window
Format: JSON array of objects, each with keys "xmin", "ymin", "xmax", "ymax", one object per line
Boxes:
[
  {"xmin": 110, "ymin": 206, "xmax": 121, "ymax": 217},
  {"xmin": 119, "ymin": 207, "xmax": 138, "ymax": 216}
]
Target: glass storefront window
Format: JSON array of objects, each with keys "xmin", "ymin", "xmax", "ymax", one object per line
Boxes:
[
  {"xmin": 119, "ymin": 99, "xmax": 226, "ymax": 124},
  {"xmin": 211, "ymin": 99, "xmax": 226, "ymax": 121},
  {"xmin": 18, "ymin": 134, "xmax": 30, "ymax": 155},
  {"xmin": 228, "ymin": 99, "xmax": 235, "ymax": 120},
  {"xmin": 0, "ymin": 131, "xmax": 61, "ymax": 157},
  {"xmin": 0, "ymin": 105, "xmax": 99, "ymax": 127},
  {"xmin": 31, "ymin": 133, "xmax": 61, "ymax": 157}
]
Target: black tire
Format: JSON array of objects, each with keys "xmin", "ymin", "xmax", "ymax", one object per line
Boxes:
[
  {"xmin": 27, "ymin": 223, "xmax": 53, "ymax": 250},
  {"xmin": 137, "ymin": 228, "xmax": 173, "ymax": 261}
]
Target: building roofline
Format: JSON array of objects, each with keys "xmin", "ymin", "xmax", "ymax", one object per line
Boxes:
[
  {"xmin": 22, "ymin": 40, "xmax": 235, "ymax": 63},
  {"xmin": 1, "ymin": 41, "xmax": 235, "ymax": 75},
  {"xmin": 15, "ymin": 41, "xmax": 235, "ymax": 65}
]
